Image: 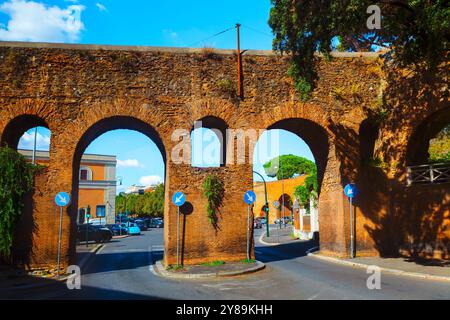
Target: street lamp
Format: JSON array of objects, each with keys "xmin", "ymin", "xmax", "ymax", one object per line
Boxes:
[
  {"xmin": 273, "ymin": 165, "xmax": 285, "ymax": 229},
  {"xmin": 253, "ymin": 170, "xmax": 270, "ymax": 237}
]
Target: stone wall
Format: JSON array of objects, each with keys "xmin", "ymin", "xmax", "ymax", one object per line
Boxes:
[{"xmin": 0, "ymin": 41, "xmax": 448, "ymax": 268}]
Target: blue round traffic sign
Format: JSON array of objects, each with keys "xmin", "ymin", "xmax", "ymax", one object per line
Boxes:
[
  {"xmin": 55, "ymin": 192, "xmax": 71, "ymax": 207},
  {"xmin": 344, "ymin": 184, "xmax": 358, "ymax": 198},
  {"xmin": 244, "ymin": 190, "xmax": 256, "ymax": 205},
  {"xmin": 172, "ymin": 191, "xmax": 186, "ymax": 207}
]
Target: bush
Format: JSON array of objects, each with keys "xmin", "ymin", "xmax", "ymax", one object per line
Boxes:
[
  {"xmin": 0, "ymin": 147, "xmax": 36, "ymax": 258},
  {"xmin": 202, "ymin": 175, "xmax": 225, "ymax": 226}
]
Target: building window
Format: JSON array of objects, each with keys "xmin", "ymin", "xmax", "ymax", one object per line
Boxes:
[
  {"xmin": 79, "ymin": 166, "xmax": 93, "ymax": 181},
  {"xmin": 96, "ymin": 205, "xmax": 106, "ymax": 218}
]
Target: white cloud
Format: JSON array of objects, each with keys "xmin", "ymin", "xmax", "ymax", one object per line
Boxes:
[
  {"xmin": 117, "ymin": 159, "xmax": 144, "ymax": 168},
  {"xmin": 162, "ymin": 29, "xmax": 179, "ymax": 42},
  {"xmin": 95, "ymin": 3, "xmax": 107, "ymax": 12},
  {"xmin": 18, "ymin": 131, "xmax": 51, "ymax": 150},
  {"xmin": 139, "ymin": 175, "xmax": 163, "ymax": 187},
  {"xmin": 0, "ymin": 0, "xmax": 85, "ymax": 43}
]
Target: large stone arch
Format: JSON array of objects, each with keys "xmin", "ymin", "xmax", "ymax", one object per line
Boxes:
[
  {"xmin": 68, "ymin": 114, "xmax": 168, "ymax": 266},
  {"xmin": 251, "ymin": 102, "xmax": 353, "ymax": 256}
]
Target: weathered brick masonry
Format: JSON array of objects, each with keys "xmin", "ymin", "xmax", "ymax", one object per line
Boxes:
[{"xmin": 0, "ymin": 41, "xmax": 448, "ymax": 269}]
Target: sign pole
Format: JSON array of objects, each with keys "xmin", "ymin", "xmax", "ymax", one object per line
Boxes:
[
  {"xmin": 243, "ymin": 190, "xmax": 256, "ymax": 262},
  {"xmin": 344, "ymin": 183, "xmax": 357, "ymax": 260},
  {"xmin": 54, "ymin": 191, "xmax": 71, "ymax": 277},
  {"xmin": 350, "ymin": 197, "xmax": 354, "ymax": 259},
  {"xmin": 246, "ymin": 204, "xmax": 250, "ymax": 261},
  {"xmin": 177, "ymin": 206, "xmax": 180, "ymax": 266},
  {"xmin": 57, "ymin": 206, "xmax": 63, "ymax": 276},
  {"xmin": 172, "ymin": 191, "xmax": 186, "ymax": 267}
]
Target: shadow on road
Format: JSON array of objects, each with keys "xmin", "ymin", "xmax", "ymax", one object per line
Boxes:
[
  {"xmin": 79, "ymin": 251, "xmax": 152, "ymax": 275},
  {"xmin": 255, "ymin": 239, "xmax": 318, "ymax": 263}
]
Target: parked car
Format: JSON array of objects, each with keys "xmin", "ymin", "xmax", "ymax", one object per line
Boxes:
[
  {"xmin": 105, "ymin": 224, "xmax": 127, "ymax": 236},
  {"xmin": 253, "ymin": 218, "xmax": 263, "ymax": 229},
  {"xmin": 127, "ymin": 223, "xmax": 141, "ymax": 235},
  {"xmin": 77, "ymin": 224, "xmax": 112, "ymax": 243},
  {"xmin": 274, "ymin": 217, "xmax": 292, "ymax": 225},
  {"xmin": 135, "ymin": 219, "xmax": 148, "ymax": 231},
  {"xmin": 149, "ymin": 218, "xmax": 164, "ymax": 228}
]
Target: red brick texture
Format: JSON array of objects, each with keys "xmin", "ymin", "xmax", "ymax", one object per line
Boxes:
[{"xmin": 0, "ymin": 42, "xmax": 448, "ymax": 269}]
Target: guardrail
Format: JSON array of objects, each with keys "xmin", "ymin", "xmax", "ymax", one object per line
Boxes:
[{"xmin": 407, "ymin": 163, "xmax": 450, "ymax": 186}]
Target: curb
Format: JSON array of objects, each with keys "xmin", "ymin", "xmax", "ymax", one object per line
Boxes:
[
  {"xmin": 153, "ymin": 260, "xmax": 266, "ymax": 279},
  {"xmin": 258, "ymin": 230, "xmax": 281, "ymax": 246},
  {"xmin": 307, "ymin": 251, "xmax": 450, "ymax": 282},
  {"xmin": 3, "ymin": 243, "xmax": 104, "ymax": 291},
  {"xmin": 113, "ymin": 235, "xmax": 129, "ymax": 239}
]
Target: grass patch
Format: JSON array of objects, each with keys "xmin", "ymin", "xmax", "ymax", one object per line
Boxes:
[
  {"xmin": 166, "ymin": 264, "xmax": 184, "ymax": 271},
  {"xmin": 201, "ymin": 260, "xmax": 225, "ymax": 267},
  {"xmin": 240, "ymin": 259, "xmax": 255, "ymax": 264}
]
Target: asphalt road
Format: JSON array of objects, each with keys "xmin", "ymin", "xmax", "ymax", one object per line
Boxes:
[{"xmin": 3, "ymin": 226, "xmax": 450, "ymax": 300}]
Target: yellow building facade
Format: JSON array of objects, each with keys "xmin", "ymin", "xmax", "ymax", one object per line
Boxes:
[{"xmin": 20, "ymin": 149, "xmax": 117, "ymax": 225}]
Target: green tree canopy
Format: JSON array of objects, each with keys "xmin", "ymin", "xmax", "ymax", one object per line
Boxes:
[
  {"xmin": 263, "ymin": 154, "xmax": 316, "ymax": 180},
  {"xmin": 115, "ymin": 183, "xmax": 165, "ymax": 218},
  {"xmin": 263, "ymin": 154, "xmax": 318, "ymax": 213},
  {"xmin": 269, "ymin": 1, "xmax": 450, "ymax": 100}
]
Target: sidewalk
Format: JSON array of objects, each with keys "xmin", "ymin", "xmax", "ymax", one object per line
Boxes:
[
  {"xmin": 153, "ymin": 260, "xmax": 265, "ymax": 279},
  {"xmin": 260, "ymin": 225, "xmax": 295, "ymax": 245},
  {"xmin": 309, "ymin": 252, "xmax": 450, "ymax": 282},
  {"xmin": 0, "ymin": 243, "xmax": 103, "ymax": 292},
  {"xmin": 259, "ymin": 227, "xmax": 450, "ymax": 282}
]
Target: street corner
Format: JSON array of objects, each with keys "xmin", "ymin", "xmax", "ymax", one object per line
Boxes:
[{"xmin": 152, "ymin": 259, "xmax": 266, "ymax": 280}]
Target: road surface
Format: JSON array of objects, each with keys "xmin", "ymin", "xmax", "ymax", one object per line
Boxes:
[{"xmin": 2, "ymin": 227, "xmax": 450, "ymax": 299}]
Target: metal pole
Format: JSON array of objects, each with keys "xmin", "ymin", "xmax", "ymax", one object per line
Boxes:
[
  {"xmin": 253, "ymin": 171, "xmax": 269, "ymax": 237},
  {"xmin": 350, "ymin": 197, "xmax": 354, "ymax": 259},
  {"xmin": 281, "ymin": 165, "xmax": 286, "ymax": 228},
  {"xmin": 246, "ymin": 204, "xmax": 250, "ymax": 261},
  {"xmin": 32, "ymin": 127, "xmax": 38, "ymax": 165},
  {"xmin": 177, "ymin": 206, "xmax": 180, "ymax": 266},
  {"xmin": 57, "ymin": 206, "xmax": 63, "ymax": 276},
  {"xmin": 236, "ymin": 23, "xmax": 242, "ymax": 99}
]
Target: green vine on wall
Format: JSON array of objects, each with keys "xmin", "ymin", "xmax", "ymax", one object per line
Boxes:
[
  {"xmin": 0, "ymin": 147, "xmax": 37, "ymax": 259},
  {"xmin": 202, "ymin": 175, "xmax": 225, "ymax": 227}
]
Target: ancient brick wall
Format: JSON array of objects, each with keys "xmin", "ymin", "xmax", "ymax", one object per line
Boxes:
[{"xmin": 0, "ymin": 41, "xmax": 447, "ymax": 268}]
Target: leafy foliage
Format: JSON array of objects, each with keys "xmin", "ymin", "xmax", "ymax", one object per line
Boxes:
[
  {"xmin": 263, "ymin": 154, "xmax": 316, "ymax": 180},
  {"xmin": 263, "ymin": 154, "xmax": 318, "ymax": 213},
  {"xmin": 202, "ymin": 175, "xmax": 225, "ymax": 226},
  {"xmin": 269, "ymin": 1, "xmax": 450, "ymax": 100},
  {"xmin": 0, "ymin": 147, "xmax": 36, "ymax": 258},
  {"xmin": 116, "ymin": 183, "xmax": 165, "ymax": 217},
  {"xmin": 429, "ymin": 124, "xmax": 450, "ymax": 163}
]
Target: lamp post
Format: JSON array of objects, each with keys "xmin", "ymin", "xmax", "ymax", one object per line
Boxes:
[
  {"xmin": 253, "ymin": 170, "xmax": 270, "ymax": 237},
  {"xmin": 274, "ymin": 164, "xmax": 285, "ymax": 229}
]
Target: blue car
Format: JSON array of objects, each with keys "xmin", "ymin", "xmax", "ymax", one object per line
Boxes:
[{"xmin": 126, "ymin": 223, "xmax": 141, "ymax": 235}]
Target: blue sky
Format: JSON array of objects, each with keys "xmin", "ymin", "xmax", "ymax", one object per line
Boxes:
[
  {"xmin": 12, "ymin": 0, "xmax": 315, "ymax": 190},
  {"xmin": 0, "ymin": 0, "xmax": 273, "ymax": 50}
]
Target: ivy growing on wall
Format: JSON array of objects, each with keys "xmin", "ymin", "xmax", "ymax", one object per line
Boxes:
[
  {"xmin": 0, "ymin": 147, "xmax": 37, "ymax": 258},
  {"xmin": 202, "ymin": 174, "xmax": 225, "ymax": 227}
]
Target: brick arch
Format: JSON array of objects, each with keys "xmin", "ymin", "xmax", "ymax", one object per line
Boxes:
[
  {"xmin": 406, "ymin": 106, "xmax": 450, "ymax": 166},
  {"xmin": 188, "ymin": 98, "xmax": 238, "ymax": 127},
  {"xmin": 1, "ymin": 114, "xmax": 49, "ymax": 149},
  {"xmin": 65, "ymin": 114, "xmax": 169, "ymax": 264},
  {"xmin": 190, "ymin": 115, "xmax": 229, "ymax": 167}
]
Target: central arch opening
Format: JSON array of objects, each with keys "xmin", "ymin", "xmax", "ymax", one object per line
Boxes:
[
  {"xmin": 70, "ymin": 116, "xmax": 167, "ymax": 269},
  {"xmin": 252, "ymin": 118, "xmax": 329, "ymax": 260}
]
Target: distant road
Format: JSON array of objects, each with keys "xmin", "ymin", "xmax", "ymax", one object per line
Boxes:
[{"xmin": 3, "ymin": 228, "xmax": 450, "ymax": 300}]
